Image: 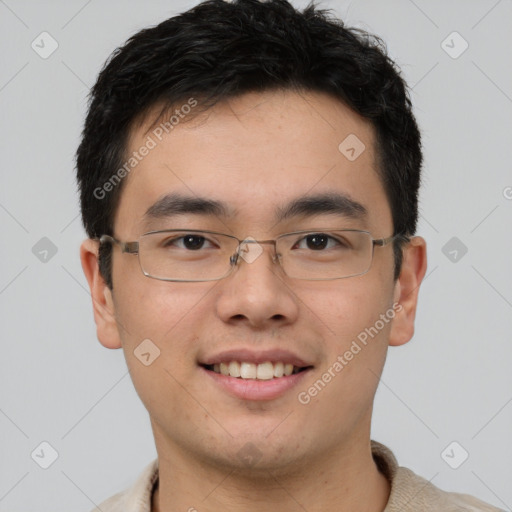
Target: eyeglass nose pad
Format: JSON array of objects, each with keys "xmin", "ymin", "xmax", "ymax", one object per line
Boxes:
[
  {"xmin": 229, "ymin": 246, "xmax": 279, "ymax": 266},
  {"xmin": 229, "ymin": 252, "xmax": 240, "ymax": 266}
]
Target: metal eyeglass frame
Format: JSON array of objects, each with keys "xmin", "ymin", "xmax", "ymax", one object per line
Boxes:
[{"xmin": 98, "ymin": 228, "xmax": 409, "ymax": 282}]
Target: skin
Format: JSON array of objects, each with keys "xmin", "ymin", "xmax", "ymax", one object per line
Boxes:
[{"xmin": 81, "ymin": 89, "xmax": 427, "ymax": 512}]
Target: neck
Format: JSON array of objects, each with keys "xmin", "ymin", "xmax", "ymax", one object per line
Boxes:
[{"xmin": 151, "ymin": 432, "xmax": 390, "ymax": 512}]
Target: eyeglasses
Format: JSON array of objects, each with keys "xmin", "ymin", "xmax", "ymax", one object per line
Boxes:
[{"xmin": 98, "ymin": 228, "xmax": 407, "ymax": 282}]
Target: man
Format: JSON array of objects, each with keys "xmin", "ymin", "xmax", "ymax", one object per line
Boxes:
[{"xmin": 77, "ymin": 0, "xmax": 501, "ymax": 510}]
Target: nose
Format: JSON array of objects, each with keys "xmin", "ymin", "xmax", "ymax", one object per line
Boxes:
[{"xmin": 215, "ymin": 240, "xmax": 299, "ymax": 329}]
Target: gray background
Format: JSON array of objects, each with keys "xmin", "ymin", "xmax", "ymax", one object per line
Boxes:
[{"xmin": 1, "ymin": 0, "xmax": 511, "ymax": 510}]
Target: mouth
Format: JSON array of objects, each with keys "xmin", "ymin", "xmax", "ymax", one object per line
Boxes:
[
  {"xmin": 201, "ymin": 361, "xmax": 313, "ymax": 380},
  {"xmin": 199, "ymin": 356, "xmax": 314, "ymax": 401}
]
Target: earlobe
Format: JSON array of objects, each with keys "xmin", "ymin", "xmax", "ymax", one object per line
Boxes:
[
  {"xmin": 388, "ymin": 236, "xmax": 428, "ymax": 347},
  {"xmin": 80, "ymin": 239, "xmax": 122, "ymax": 349}
]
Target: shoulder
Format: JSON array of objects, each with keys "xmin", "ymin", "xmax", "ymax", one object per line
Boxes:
[
  {"xmin": 371, "ymin": 441, "xmax": 503, "ymax": 512},
  {"xmin": 89, "ymin": 459, "xmax": 159, "ymax": 512},
  {"xmin": 391, "ymin": 466, "xmax": 504, "ymax": 512}
]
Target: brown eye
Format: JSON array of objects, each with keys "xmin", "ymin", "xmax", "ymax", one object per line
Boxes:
[
  {"xmin": 293, "ymin": 233, "xmax": 342, "ymax": 251},
  {"xmin": 162, "ymin": 234, "xmax": 213, "ymax": 250},
  {"xmin": 182, "ymin": 235, "xmax": 206, "ymax": 250},
  {"xmin": 305, "ymin": 234, "xmax": 329, "ymax": 250}
]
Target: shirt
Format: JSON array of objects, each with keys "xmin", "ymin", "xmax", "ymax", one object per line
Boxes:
[{"xmin": 92, "ymin": 440, "xmax": 503, "ymax": 511}]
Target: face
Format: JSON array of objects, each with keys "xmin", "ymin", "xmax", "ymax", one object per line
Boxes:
[{"xmin": 82, "ymin": 89, "xmax": 426, "ymax": 475}]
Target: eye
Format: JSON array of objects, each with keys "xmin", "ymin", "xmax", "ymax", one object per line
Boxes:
[
  {"xmin": 163, "ymin": 234, "xmax": 216, "ymax": 250},
  {"xmin": 294, "ymin": 233, "xmax": 344, "ymax": 251}
]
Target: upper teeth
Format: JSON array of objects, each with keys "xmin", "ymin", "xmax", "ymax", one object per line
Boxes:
[{"xmin": 212, "ymin": 361, "xmax": 298, "ymax": 380}]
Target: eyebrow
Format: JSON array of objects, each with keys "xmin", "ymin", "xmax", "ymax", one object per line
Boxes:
[
  {"xmin": 275, "ymin": 192, "xmax": 367, "ymax": 223},
  {"xmin": 144, "ymin": 193, "xmax": 232, "ymax": 222},
  {"xmin": 142, "ymin": 191, "xmax": 367, "ymax": 226}
]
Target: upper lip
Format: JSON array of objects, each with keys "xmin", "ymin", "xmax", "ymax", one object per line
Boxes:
[{"xmin": 199, "ymin": 348, "xmax": 313, "ymax": 368}]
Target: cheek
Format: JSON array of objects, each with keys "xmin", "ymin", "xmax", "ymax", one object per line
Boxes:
[
  {"xmin": 305, "ymin": 281, "xmax": 395, "ymax": 389},
  {"xmin": 305, "ymin": 278, "xmax": 395, "ymax": 339},
  {"xmin": 113, "ymin": 260, "xmax": 196, "ymax": 340},
  {"xmin": 112, "ymin": 275, "xmax": 216, "ymax": 371},
  {"xmin": 111, "ymin": 281, "xmax": 207, "ymax": 417},
  {"xmin": 297, "ymin": 287, "xmax": 395, "ymax": 428}
]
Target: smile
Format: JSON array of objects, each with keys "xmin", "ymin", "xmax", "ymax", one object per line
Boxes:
[{"xmin": 204, "ymin": 361, "xmax": 309, "ymax": 380}]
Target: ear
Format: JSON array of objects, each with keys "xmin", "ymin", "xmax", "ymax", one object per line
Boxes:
[
  {"xmin": 389, "ymin": 236, "xmax": 427, "ymax": 347},
  {"xmin": 80, "ymin": 239, "xmax": 122, "ymax": 349}
]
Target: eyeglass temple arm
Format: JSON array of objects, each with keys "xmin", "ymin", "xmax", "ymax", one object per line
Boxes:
[
  {"xmin": 99, "ymin": 235, "xmax": 139, "ymax": 254},
  {"xmin": 373, "ymin": 233, "xmax": 410, "ymax": 247}
]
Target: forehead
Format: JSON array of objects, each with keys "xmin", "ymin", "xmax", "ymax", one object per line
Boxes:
[{"xmin": 114, "ymin": 90, "xmax": 392, "ymax": 235}]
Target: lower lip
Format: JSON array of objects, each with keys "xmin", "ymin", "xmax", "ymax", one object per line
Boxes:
[{"xmin": 200, "ymin": 366, "xmax": 311, "ymax": 401}]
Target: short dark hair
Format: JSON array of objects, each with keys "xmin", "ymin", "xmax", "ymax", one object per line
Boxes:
[{"xmin": 76, "ymin": 0, "xmax": 422, "ymax": 289}]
